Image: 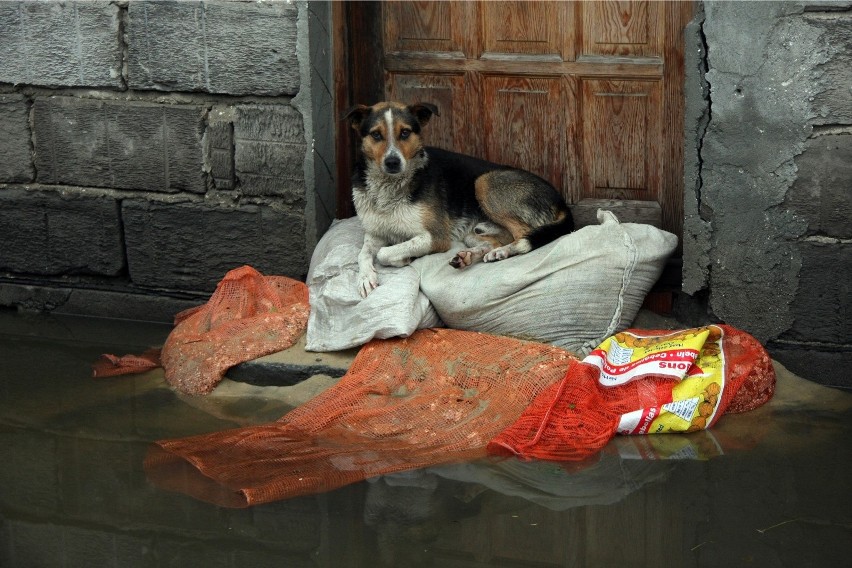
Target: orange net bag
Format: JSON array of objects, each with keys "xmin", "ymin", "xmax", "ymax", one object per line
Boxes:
[
  {"xmin": 161, "ymin": 266, "xmax": 309, "ymax": 395},
  {"xmin": 488, "ymin": 325, "xmax": 776, "ymax": 462},
  {"xmin": 92, "ymin": 348, "xmax": 161, "ymax": 377},
  {"xmin": 92, "ymin": 265, "xmax": 310, "ymax": 395},
  {"xmin": 146, "ymin": 329, "xmax": 577, "ymax": 507},
  {"xmin": 91, "ymin": 266, "xmax": 775, "ymax": 507}
]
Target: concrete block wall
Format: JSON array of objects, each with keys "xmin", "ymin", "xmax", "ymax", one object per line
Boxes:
[
  {"xmin": 0, "ymin": 1, "xmax": 123, "ymax": 88},
  {"xmin": 683, "ymin": 1, "xmax": 852, "ymax": 387},
  {"xmin": 0, "ymin": 0, "xmax": 333, "ymax": 318}
]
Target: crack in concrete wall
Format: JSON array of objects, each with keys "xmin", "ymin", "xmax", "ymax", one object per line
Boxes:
[
  {"xmin": 687, "ymin": 2, "xmax": 832, "ymax": 342},
  {"xmin": 681, "ymin": 4, "xmax": 713, "ymax": 296},
  {"xmin": 684, "ymin": 1, "xmax": 851, "ymax": 383}
]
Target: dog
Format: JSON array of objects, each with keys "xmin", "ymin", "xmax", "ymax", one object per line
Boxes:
[{"xmin": 344, "ymin": 101, "xmax": 574, "ymax": 298}]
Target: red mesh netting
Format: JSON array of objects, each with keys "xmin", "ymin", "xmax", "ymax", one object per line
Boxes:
[
  {"xmin": 487, "ymin": 325, "xmax": 776, "ymax": 462},
  {"xmin": 92, "ymin": 348, "xmax": 161, "ymax": 377},
  {"xmin": 89, "ymin": 266, "xmax": 776, "ymax": 507},
  {"xmin": 161, "ymin": 266, "xmax": 309, "ymax": 395},
  {"xmin": 146, "ymin": 329, "xmax": 577, "ymax": 507},
  {"xmin": 92, "ymin": 265, "xmax": 310, "ymax": 395}
]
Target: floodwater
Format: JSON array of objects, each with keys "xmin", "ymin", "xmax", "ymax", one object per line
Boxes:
[{"xmin": 1, "ymin": 310, "xmax": 850, "ymax": 568}]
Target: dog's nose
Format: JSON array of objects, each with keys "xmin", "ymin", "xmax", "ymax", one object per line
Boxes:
[{"xmin": 383, "ymin": 156, "xmax": 401, "ymax": 173}]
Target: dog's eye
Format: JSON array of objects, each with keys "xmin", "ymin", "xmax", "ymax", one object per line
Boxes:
[
  {"xmin": 399, "ymin": 128, "xmax": 411, "ymax": 140},
  {"xmin": 370, "ymin": 131, "xmax": 382, "ymax": 141}
]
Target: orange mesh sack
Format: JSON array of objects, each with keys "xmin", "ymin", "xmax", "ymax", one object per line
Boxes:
[
  {"xmin": 92, "ymin": 266, "xmax": 309, "ymax": 392},
  {"xmin": 160, "ymin": 265, "xmax": 309, "ymax": 395},
  {"xmin": 488, "ymin": 325, "xmax": 776, "ymax": 462},
  {"xmin": 92, "ymin": 348, "xmax": 161, "ymax": 377},
  {"xmin": 146, "ymin": 329, "xmax": 576, "ymax": 507}
]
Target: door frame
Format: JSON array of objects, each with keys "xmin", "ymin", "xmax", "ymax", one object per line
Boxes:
[{"xmin": 332, "ymin": 1, "xmax": 384, "ymax": 219}]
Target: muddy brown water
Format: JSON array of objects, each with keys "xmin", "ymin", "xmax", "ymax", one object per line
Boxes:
[{"xmin": 1, "ymin": 311, "xmax": 849, "ymax": 567}]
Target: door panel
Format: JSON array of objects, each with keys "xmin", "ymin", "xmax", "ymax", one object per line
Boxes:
[
  {"xmin": 390, "ymin": 73, "xmax": 468, "ymax": 151},
  {"xmin": 384, "ymin": 1, "xmax": 475, "ymax": 57},
  {"xmin": 482, "ymin": 76, "xmax": 567, "ymax": 191},
  {"xmin": 582, "ymin": 79, "xmax": 661, "ymax": 199},
  {"xmin": 340, "ymin": 0, "xmax": 693, "ymax": 240},
  {"xmin": 480, "ymin": 1, "xmax": 567, "ymax": 59},
  {"xmin": 582, "ymin": 0, "xmax": 662, "ymax": 57}
]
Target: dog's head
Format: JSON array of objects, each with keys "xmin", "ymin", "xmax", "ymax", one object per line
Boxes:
[{"xmin": 343, "ymin": 102, "xmax": 439, "ymax": 176}]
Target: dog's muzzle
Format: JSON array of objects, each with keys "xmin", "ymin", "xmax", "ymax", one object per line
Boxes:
[{"xmin": 383, "ymin": 155, "xmax": 402, "ymax": 174}]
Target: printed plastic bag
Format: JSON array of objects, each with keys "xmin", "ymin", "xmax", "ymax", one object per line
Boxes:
[{"xmin": 489, "ymin": 325, "xmax": 776, "ymax": 461}]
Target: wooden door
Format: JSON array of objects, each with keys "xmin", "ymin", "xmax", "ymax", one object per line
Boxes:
[{"xmin": 335, "ymin": 0, "xmax": 694, "ymax": 241}]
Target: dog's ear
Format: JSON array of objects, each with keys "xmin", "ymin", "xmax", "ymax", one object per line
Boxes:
[
  {"xmin": 342, "ymin": 104, "xmax": 371, "ymax": 131},
  {"xmin": 409, "ymin": 103, "xmax": 439, "ymax": 127}
]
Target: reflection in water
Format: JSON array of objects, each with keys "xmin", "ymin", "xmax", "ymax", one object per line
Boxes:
[{"xmin": 0, "ymin": 312, "xmax": 850, "ymax": 567}]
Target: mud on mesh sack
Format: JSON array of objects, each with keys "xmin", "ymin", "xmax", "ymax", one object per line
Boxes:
[
  {"xmin": 146, "ymin": 328, "xmax": 577, "ymax": 507},
  {"xmin": 162, "ymin": 266, "xmax": 310, "ymax": 395},
  {"xmin": 93, "ymin": 265, "xmax": 310, "ymax": 395}
]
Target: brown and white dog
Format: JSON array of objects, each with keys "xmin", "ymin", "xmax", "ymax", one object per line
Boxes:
[{"xmin": 344, "ymin": 101, "xmax": 574, "ymax": 297}]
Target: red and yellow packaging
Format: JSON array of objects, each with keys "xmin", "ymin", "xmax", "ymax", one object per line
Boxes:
[{"xmin": 584, "ymin": 326, "xmax": 726, "ymax": 435}]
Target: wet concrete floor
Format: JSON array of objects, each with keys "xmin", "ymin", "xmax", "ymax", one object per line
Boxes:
[{"xmin": 0, "ymin": 311, "xmax": 850, "ymax": 567}]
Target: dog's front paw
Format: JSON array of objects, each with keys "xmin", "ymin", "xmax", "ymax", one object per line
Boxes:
[
  {"xmin": 376, "ymin": 247, "xmax": 411, "ymax": 268},
  {"xmin": 449, "ymin": 250, "xmax": 474, "ymax": 269},
  {"xmin": 483, "ymin": 247, "xmax": 510, "ymax": 263},
  {"xmin": 358, "ymin": 269, "xmax": 379, "ymax": 298}
]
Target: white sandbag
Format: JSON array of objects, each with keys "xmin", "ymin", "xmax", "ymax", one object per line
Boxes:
[
  {"xmin": 305, "ymin": 217, "xmax": 442, "ymax": 352},
  {"xmin": 416, "ymin": 210, "xmax": 678, "ymax": 356}
]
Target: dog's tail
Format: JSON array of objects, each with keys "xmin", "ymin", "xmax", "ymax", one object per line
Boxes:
[{"xmin": 526, "ymin": 212, "xmax": 575, "ymax": 251}]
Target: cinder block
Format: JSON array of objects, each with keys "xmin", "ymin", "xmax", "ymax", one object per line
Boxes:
[
  {"xmin": 234, "ymin": 104, "xmax": 306, "ymax": 199},
  {"xmin": 770, "ymin": 344, "xmax": 852, "ymax": 390},
  {"xmin": 57, "ymin": 287, "xmax": 201, "ymax": 323},
  {"xmin": 0, "ymin": 188, "xmax": 124, "ymax": 276},
  {"xmin": 122, "ymin": 200, "xmax": 307, "ymax": 291},
  {"xmin": 32, "ymin": 97, "xmax": 206, "ymax": 193},
  {"xmin": 0, "ymin": 1, "xmax": 122, "ymax": 88},
  {"xmin": 786, "ymin": 240, "xmax": 851, "ymax": 345},
  {"xmin": 126, "ymin": 0, "xmax": 300, "ymax": 96},
  {"xmin": 204, "ymin": 106, "xmax": 236, "ymax": 191},
  {"xmin": 0, "ymin": 93, "xmax": 33, "ymax": 182},
  {"xmin": 807, "ymin": 13, "xmax": 852, "ymax": 125},
  {"xmin": 789, "ymin": 133, "xmax": 852, "ymax": 238}
]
